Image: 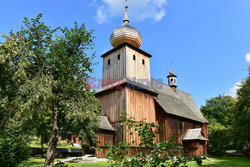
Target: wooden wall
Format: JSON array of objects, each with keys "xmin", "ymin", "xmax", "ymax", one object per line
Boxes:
[
  {"xmin": 102, "ymin": 45, "xmax": 151, "ymax": 87},
  {"xmin": 126, "ymin": 46, "xmax": 151, "ymax": 83},
  {"xmin": 96, "ymin": 132, "xmax": 114, "ymax": 158},
  {"xmin": 96, "ymin": 88, "xmax": 126, "ymax": 145},
  {"xmin": 126, "ymin": 88, "xmax": 156, "ymax": 146},
  {"xmin": 96, "ymin": 87, "xmax": 157, "ymax": 147},
  {"xmin": 102, "ymin": 47, "xmax": 126, "ymax": 86},
  {"xmin": 97, "ymin": 132, "xmax": 114, "ymax": 146}
]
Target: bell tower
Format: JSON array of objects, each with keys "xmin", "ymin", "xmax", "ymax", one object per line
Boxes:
[
  {"xmin": 167, "ymin": 69, "xmax": 177, "ymax": 92},
  {"xmin": 102, "ymin": 1, "xmax": 151, "ymax": 87}
]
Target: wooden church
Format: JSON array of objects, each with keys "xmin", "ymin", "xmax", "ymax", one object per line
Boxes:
[{"xmin": 93, "ymin": 4, "xmax": 209, "ymax": 157}]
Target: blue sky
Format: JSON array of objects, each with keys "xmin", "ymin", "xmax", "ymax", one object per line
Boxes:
[{"xmin": 0, "ymin": 0, "xmax": 249, "ymax": 107}]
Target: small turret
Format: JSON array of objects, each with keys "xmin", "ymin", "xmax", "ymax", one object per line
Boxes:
[{"xmin": 167, "ymin": 69, "xmax": 177, "ymax": 92}]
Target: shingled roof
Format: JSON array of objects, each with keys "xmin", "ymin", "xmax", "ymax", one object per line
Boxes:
[
  {"xmin": 99, "ymin": 116, "xmax": 116, "ymax": 131},
  {"xmin": 151, "ymin": 78, "xmax": 208, "ymax": 123},
  {"xmin": 183, "ymin": 128, "xmax": 208, "ymax": 141}
]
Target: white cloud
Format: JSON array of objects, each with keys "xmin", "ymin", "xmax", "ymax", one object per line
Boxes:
[
  {"xmin": 155, "ymin": 9, "xmax": 166, "ymax": 22},
  {"xmin": 95, "ymin": 0, "xmax": 168, "ymax": 24},
  {"xmin": 246, "ymin": 53, "xmax": 250, "ymax": 63},
  {"xmin": 96, "ymin": 5, "xmax": 107, "ymax": 24},
  {"xmin": 229, "ymin": 82, "xmax": 241, "ymax": 98}
]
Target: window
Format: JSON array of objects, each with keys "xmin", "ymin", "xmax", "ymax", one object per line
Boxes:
[
  {"xmin": 142, "ymin": 59, "xmax": 145, "ymax": 65},
  {"xmin": 108, "ymin": 59, "xmax": 110, "ymax": 65},
  {"xmin": 177, "ymin": 121, "xmax": 184, "ymax": 134},
  {"xmin": 133, "ymin": 55, "xmax": 136, "ymax": 60},
  {"xmin": 118, "ymin": 54, "xmax": 120, "ymax": 60}
]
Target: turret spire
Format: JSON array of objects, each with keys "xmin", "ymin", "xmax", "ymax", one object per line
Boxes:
[
  {"xmin": 167, "ymin": 63, "xmax": 177, "ymax": 92},
  {"xmin": 123, "ymin": 0, "xmax": 129, "ymax": 26}
]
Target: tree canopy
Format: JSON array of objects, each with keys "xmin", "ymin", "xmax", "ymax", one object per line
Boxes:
[
  {"xmin": 232, "ymin": 76, "xmax": 250, "ymax": 151},
  {"xmin": 201, "ymin": 76, "xmax": 250, "ymax": 155},
  {"xmin": 201, "ymin": 95, "xmax": 235, "ymax": 127},
  {"xmin": 0, "ymin": 14, "xmax": 101, "ymax": 167}
]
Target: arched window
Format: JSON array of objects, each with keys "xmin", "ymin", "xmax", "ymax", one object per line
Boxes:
[
  {"xmin": 133, "ymin": 55, "xmax": 136, "ymax": 60},
  {"xmin": 108, "ymin": 59, "xmax": 110, "ymax": 65},
  {"xmin": 142, "ymin": 59, "xmax": 145, "ymax": 65},
  {"xmin": 118, "ymin": 54, "xmax": 120, "ymax": 60}
]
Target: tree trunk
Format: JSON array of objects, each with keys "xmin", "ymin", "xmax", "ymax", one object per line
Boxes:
[
  {"xmin": 41, "ymin": 135, "xmax": 44, "ymax": 150},
  {"xmin": 44, "ymin": 109, "xmax": 59, "ymax": 167}
]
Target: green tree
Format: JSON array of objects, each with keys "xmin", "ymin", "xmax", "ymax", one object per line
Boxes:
[
  {"xmin": 201, "ymin": 95, "xmax": 235, "ymax": 127},
  {"xmin": 200, "ymin": 95, "xmax": 235, "ymax": 155},
  {"xmin": 0, "ymin": 14, "xmax": 101, "ymax": 167},
  {"xmin": 233, "ymin": 76, "xmax": 250, "ymax": 151}
]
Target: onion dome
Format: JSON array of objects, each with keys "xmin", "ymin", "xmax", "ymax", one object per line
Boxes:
[{"xmin": 110, "ymin": 3, "xmax": 143, "ymax": 48}]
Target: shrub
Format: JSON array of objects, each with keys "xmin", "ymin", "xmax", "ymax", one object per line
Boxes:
[
  {"xmin": 208, "ymin": 120, "xmax": 232, "ymax": 156},
  {"xmin": 0, "ymin": 120, "xmax": 30, "ymax": 167},
  {"xmin": 104, "ymin": 111, "xmax": 189, "ymax": 167}
]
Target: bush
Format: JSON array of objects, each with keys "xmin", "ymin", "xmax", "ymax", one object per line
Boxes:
[
  {"xmin": 55, "ymin": 162, "xmax": 68, "ymax": 167},
  {"xmin": 0, "ymin": 120, "xmax": 30, "ymax": 167},
  {"xmin": 208, "ymin": 120, "xmax": 232, "ymax": 156},
  {"xmin": 193, "ymin": 155, "xmax": 207, "ymax": 165}
]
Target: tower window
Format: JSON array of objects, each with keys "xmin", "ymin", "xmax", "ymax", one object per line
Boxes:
[
  {"xmin": 108, "ymin": 59, "xmax": 110, "ymax": 65},
  {"xmin": 142, "ymin": 59, "xmax": 145, "ymax": 65},
  {"xmin": 133, "ymin": 55, "xmax": 136, "ymax": 60},
  {"xmin": 118, "ymin": 54, "xmax": 120, "ymax": 60}
]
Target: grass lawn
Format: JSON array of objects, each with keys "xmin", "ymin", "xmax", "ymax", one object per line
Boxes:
[
  {"xmin": 187, "ymin": 156, "xmax": 250, "ymax": 167},
  {"xmin": 19, "ymin": 156, "xmax": 250, "ymax": 167},
  {"xmin": 19, "ymin": 158, "xmax": 109, "ymax": 167},
  {"xmin": 29, "ymin": 138, "xmax": 80, "ymax": 149}
]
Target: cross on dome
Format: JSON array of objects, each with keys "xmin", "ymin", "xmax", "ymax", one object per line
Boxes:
[{"xmin": 123, "ymin": 0, "xmax": 129, "ymax": 26}]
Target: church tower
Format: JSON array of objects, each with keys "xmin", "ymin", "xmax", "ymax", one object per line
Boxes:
[
  {"xmin": 96, "ymin": 1, "xmax": 157, "ymax": 147},
  {"xmin": 102, "ymin": 3, "xmax": 151, "ymax": 86}
]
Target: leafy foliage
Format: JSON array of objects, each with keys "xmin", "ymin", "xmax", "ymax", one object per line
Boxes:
[
  {"xmin": 201, "ymin": 95, "xmax": 235, "ymax": 127},
  {"xmin": 0, "ymin": 118, "xmax": 30, "ymax": 167},
  {"xmin": 201, "ymin": 76, "xmax": 250, "ymax": 155},
  {"xmin": 104, "ymin": 111, "xmax": 190, "ymax": 167},
  {"xmin": 192, "ymin": 155, "xmax": 207, "ymax": 165},
  {"xmin": 0, "ymin": 14, "xmax": 101, "ymax": 166},
  {"xmin": 207, "ymin": 120, "xmax": 232, "ymax": 156},
  {"xmin": 232, "ymin": 76, "xmax": 250, "ymax": 153},
  {"xmin": 200, "ymin": 95, "xmax": 236, "ymax": 155}
]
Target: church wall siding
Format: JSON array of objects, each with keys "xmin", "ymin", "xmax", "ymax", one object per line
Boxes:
[
  {"xmin": 102, "ymin": 45, "xmax": 151, "ymax": 87},
  {"xmin": 102, "ymin": 47, "xmax": 126, "ymax": 87},
  {"xmin": 126, "ymin": 88, "xmax": 156, "ymax": 146},
  {"xmin": 96, "ymin": 88, "xmax": 126, "ymax": 145},
  {"xmin": 126, "ymin": 46, "xmax": 151, "ymax": 83}
]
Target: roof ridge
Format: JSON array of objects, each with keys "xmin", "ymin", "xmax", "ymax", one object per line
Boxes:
[{"xmin": 151, "ymin": 77, "xmax": 191, "ymax": 96}]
